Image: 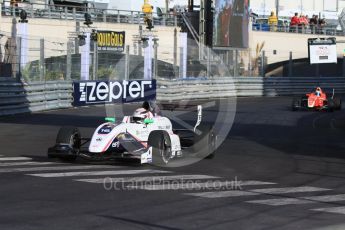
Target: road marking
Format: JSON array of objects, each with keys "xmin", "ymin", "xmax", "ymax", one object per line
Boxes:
[
  {"xmin": 76, "ymin": 174, "xmax": 220, "ymax": 184},
  {"xmin": 186, "ymin": 190, "xmax": 258, "ymax": 198},
  {"xmin": 312, "ymin": 206, "xmax": 345, "ymax": 215},
  {"xmin": 0, "ymin": 165, "xmax": 121, "ymax": 173},
  {"xmin": 0, "ymin": 157, "xmax": 32, "ymax": 161},
  {"xmin": 28, "ymin": 170, "xmax": 171, "ymax": 178},
  {"xmin": 186, "ymin": 186, "xmax": 330, "ymax": 198},
  {"xmin": 241, "ymin": 181, "xmax": 276, "ymax": 186},
  {"xmin": 128, "ymin": 180, "xmax": 276, "ymax": 191},
  {"xmin": 250, "ymin": 186, "xmax": 330, "ymax": 194},
  {"xmin": 0, "ymin": 162, "xmax": 63, "ymax": 167},
  {"xmin": 247, "ymin": 194, "xmax": 345, "ymax": 206}
]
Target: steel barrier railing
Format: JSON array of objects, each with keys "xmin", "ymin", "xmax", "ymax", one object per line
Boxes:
[
  {"xmin": 1, "ymin": 77, "xmax": 345, "ymax": 116},
  {"xmin": 1, "ymin": 2, "xmax": 180, "ymax": 27}
]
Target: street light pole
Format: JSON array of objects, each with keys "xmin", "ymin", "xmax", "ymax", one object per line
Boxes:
[{"xmin": 275, "ymin": 0, "xmax": 279, "ymax": 18}]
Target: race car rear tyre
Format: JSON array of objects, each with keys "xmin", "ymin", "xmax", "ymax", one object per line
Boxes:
[
  {"xmin": 327, "ymin": 99, "xmax": 335, "ymax": 112},
  {"xmin": 148, "ymin": 130, "xmax": 172, "ymax": 166},
  {"xmin": 193, "ymin": 125, "xmax": 216, "ymax": 159},
  {"xmin": 333, "ymin": 97, "xmax": 342, "ymax": 110},
  {"xmin": 291, "ymin": 98, "xmax": 300, "ymax": 111},
  {"xmin": 55, "ymin": 126, "xmax": 81, "ymax": 161}
]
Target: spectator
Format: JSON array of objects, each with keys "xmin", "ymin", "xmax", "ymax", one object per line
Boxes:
[
  {"xmin": 318, "ymin": 17, "xmax": 326, "ymax": 34},
  {"xmin": 309, "ymin": 15, "xmax": 318, "ymax": 33},
  {"xmin": 299, "ymin": 14, "xmax": 309, "ymax": 33},
  {"xmin": 290, "ymin": 12, "xmax": 300, "ymax": 32},
  {"xmin": 268, "ymin": 11, "xmax": 278, "ymax": 31}
]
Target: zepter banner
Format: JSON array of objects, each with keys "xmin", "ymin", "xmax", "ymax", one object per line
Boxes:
[{"xmin": 73, "ymin": 80, "xmax": 156, "ymax": 106}]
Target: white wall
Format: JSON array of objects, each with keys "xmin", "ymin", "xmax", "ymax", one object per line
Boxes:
[
  {"xmin": 251, "ymin": 30, "xmax": 345, "ymax": 64},
  {"xmin": 0, "ymin": 17, "xmax": 178, "ymax": 64}
]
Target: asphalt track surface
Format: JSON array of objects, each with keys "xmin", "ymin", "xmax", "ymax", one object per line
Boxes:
[{"xmin": 1, "ymin": 97, "xmax": 345, "ymax": 230}]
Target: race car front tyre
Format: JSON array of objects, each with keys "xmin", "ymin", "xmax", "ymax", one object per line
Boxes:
[
  {"xmin": 148, "ymin": 130, "xmax": 172, "ymax": 166},
  {"xmin": 193, "ymin": 125, "xmax": 216, "ymax": 159},
  {"xmin": 54, "ymin": 126, "xmax": 81, "ymax": 161}
]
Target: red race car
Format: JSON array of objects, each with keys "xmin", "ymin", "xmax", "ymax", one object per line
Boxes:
[{"xmin": 292, "ymin": 87, "xmax": 341, "ymax": 111}]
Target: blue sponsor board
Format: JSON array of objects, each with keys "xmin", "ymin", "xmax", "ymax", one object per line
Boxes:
[{"xmin": 73, "ymin": 80, "xmax": 156, "ymax": 106}]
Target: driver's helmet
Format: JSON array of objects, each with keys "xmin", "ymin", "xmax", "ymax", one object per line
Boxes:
[
  {"xmin": 133, "ymin": 108, "xmax": 149, "ymax": 123},
  {"xmin": 315, "ymin": 87, "xmax": 322, "ymax": 96}
]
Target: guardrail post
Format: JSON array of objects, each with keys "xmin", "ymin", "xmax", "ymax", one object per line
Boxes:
[
  {"xmin": 137, "ymin": 11, "xmax": 141, "ymax": 24},
  {"xmin": 179, "ymin": 47, "xmax": 184, "ymax": 78},
  {"xmin": 234, "ymin": 49, "xmax": 239, "ymax": 77},
  {"xmin": 12, "ymin": 7, "xmax": 15, "ymax": 18},
  {"xmin": 75, "ymin": 22, "xmax": 80, "ymax": 54},
  {"xmin": 125, "ymin": 45, "xmax": 130, "ymax": 80},
  {"xmin": 174, "ymin": 28, "xmax": 177, "ymax": 79},
  {"xmin": 40, "ymin": 38, "xmax": 45, "ymax": 81},
  {"xmin": 288, "ymin": 51, "xmax": 292, "ymax": 77},
  {"xmin": 92, "ymin": 40, "xmax": 98, "ymax": 80},
  {"xmin": 153, "ymin": 41, "xmax": 158, "ymax": 79},
  {"xmin": 48, "ymin": 6, "xmax": 51, "ymax": 19},
  {"xmin": 138, "ymin": 26, "xmax": 143, "ymax": 57},
  {"xmin": 64, "ymin": 7, "xmax": 68, "ymax": 20},
  {"xmin": 103, "ymin": 10, "xmax": 106, "ymax": 23},
  {"xmin": 207, "ymin": 47, "xmax": 211, "ymax": 78},
  {"xmin": 72, "ymin": 8, "xmax": 76, "ymax": 21},
  {"xmin": 162, "ymin": 13, "xmax": 166, "ymax": 26},
  {"xmin": 260, "ymin": 50, "xmax": 265, "ymax": 77},
  {"xmin": 343, "ymin": 54, "xmax": 345, "ymax": 78},
  {"xmin": 30, "ymin": 4, "xmax": 34, "ymax": 18},
  {"xmin": 66, "ymin": 41, "xmax": 72, "ymax": 80},
  {"xmin": 16, "ymin": 37, "xmax": 21, "ymax": 82}
]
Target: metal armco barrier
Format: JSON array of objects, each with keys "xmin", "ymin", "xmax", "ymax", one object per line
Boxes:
[
  {"xmin": 0, "ymin": 80, "xmax": 72, "ymax": 116},
  {"xmin": 1, "ymin": 77, "xmax": 345, "ymax": 116},
  {"xmin": 156, "ymin": 77, "xmax": 345, "ymax": 101}
]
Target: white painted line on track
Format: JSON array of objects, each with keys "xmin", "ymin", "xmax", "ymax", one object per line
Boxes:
[
  {"xmin": 0, "ymin": 162, "xmax": 64, "ymax": 167},
  {"xmin": 0, "ymin": 165, "xmax": 121, "ymax": 173},
  {"xmin": 241, "ymin": 181, "xmax": 277, "ymax": 186},
  {"xmin": 247, "ymin": 194, "xmax": 345, "ymax": 206},
  {"xmin": 247, "ymin": 197, "xmax": 315, "ymax": 206},
  {"xmin": 185, "ymin": 186, "xmax": 330, "ymax": 198},
  {"xmin": 28, "ymin": 169, "xmax": 171, "ymax": 178},
  {"xmin": 128, "ymin": 180, "xmax": 276, "ymax": 191},
  {"xmin": 0, "ymin": 157, "xmax": 32, "ymax": 161},
  {"xmin": 186, "ymin": 190, "xmax": 258, "ymax": 198},
  {"xmin": 76, "ymin": 174, "xmax": 219, "ymax": 184},
  {"xmin": 311, "ymin": 206, "xmax": 345, "ymax": 215},
  {"xmin": 250, "ymin": 186, "xmax": 331, "ymax": 194}
]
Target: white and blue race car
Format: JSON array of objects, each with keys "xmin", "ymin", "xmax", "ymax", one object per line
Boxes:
[{"xmin": 48, "ymin": 102, "xmax": 216, "ymax": 165}]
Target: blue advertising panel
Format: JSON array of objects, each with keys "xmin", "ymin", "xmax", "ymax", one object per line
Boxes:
[{"xmin": 73, "ymin": 80, "xmax": 156, "ymax": 106}]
